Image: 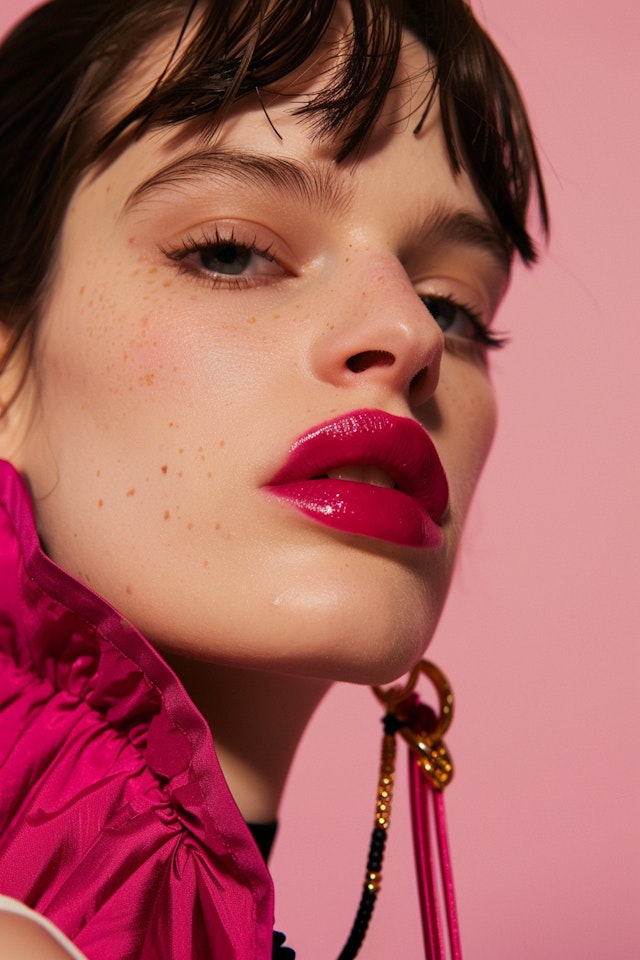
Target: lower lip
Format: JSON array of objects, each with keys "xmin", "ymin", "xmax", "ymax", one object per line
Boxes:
[{"xmin": 266, "ymin": 479, "xmax": 444, "ymax": 548}]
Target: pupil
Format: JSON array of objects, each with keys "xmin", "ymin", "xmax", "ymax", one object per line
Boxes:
[
  {"xmin": 423, "ymin": 296, "xmax": 454, "ymax": 331},
  {"xmin": 201, "ymin": 243, "xmax": 251, "ymax": 275}
]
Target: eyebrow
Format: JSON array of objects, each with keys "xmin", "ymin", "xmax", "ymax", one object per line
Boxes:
[
  {"xmin": 411, "ymin": 203, "xmax": 513, "ymax": 275},
  {"xmin": 124, "ymin": 148, "xmax": 354, "ymax": 215},
  {"xmin": 124, "ymin": 147, "xmax": 512, "ymax": 273}
]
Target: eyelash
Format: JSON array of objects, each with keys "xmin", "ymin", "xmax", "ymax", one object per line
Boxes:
[
  {"xmin": 160, "ymin": 227, "xmax": 280, "ymax": 289},
  {"xmin": 420, "ymin": 293, "xmax": 508, "ymax": 352}
]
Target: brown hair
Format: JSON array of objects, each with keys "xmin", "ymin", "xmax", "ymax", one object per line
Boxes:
[{"xmin": 0, "ymin": 0, "xmax": 547, "ymax": 383}]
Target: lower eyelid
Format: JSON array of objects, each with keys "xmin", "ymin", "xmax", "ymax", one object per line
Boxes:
[
  {"xmin": 443, "ymin": 337, "xmax": 489, "ymax": 363},
  {"xmin": 171, "ymin": 258, "xmax": 284, "ymax": 291}
]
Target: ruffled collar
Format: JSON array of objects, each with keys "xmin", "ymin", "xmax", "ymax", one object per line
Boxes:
[{"xmin": 0, "ymin": 458, "xmax": 274, "ymax": 946}]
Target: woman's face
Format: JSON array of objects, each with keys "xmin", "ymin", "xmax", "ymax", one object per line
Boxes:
[{"xmin": 3, "ymin": 31, "xmax": 507, "ymax": 683}]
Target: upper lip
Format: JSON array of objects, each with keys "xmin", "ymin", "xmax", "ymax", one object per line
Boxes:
[{"xmin": 267, "ymin": 408, "xmax": 449, "ymax": 522}]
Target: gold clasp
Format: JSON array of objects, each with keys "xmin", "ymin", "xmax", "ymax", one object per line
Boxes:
[{"xmin": 372, "ymin": 660, "xmax": 455, "ymax": 791}]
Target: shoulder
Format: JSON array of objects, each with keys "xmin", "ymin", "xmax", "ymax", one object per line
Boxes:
[{"xmin": 0, "ymin": 897, "xmax": 89, "ymax": 960}]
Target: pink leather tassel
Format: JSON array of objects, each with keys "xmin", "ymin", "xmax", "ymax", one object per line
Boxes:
[
  {"xmin": 409, "ymin": 753, "xmax": 462, "ymax": 960},
  {"xmin": 373, "ymin": 661, "xmax": 461, "ymax": 960}
]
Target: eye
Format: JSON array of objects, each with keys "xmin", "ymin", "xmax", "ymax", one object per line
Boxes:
[
  {"xmin": 195, "ymin": 238, "xmax": 281, "ymax": 279},
  {"xmin": 420, "ymin": 294, "xmax": 480, "ymax": 338},
  {"xmin": 420, "ymin": 294, "xmax": 507, "ymax": 350},
  {"xmin": 160, "ymin": 225, "xmax": 286, "ymax": 287},
  {"xmin": 200, "ymin": 241, "xmax": 254, "ymax": 276}
]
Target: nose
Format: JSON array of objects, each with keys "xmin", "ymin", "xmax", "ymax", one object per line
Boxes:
[{"xmin": 309, "ymin": 256, "xmax": 444, "ymax": 407}]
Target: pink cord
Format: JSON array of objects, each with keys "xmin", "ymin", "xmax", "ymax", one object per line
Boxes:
[
  {"xmin": 409, "ymin": 756, "xmax": 443, "ymax": 959},
  {"xmin": 409, "ymin": 754, "xmax": 462, "ymax": 960}
]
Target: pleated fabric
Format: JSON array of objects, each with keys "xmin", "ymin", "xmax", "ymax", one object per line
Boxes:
[{"xmin": 0, "ymin": 460, "xmax": 274, "ymax": 959}]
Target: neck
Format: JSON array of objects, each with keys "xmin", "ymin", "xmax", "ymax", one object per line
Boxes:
[{"xmin": 163, "ymin": 653, "xmax": 330, "ymax": 823}]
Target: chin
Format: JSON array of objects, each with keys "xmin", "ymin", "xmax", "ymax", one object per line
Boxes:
[
  {"xmin": 149, "ymin": 594, "xmax": 438, "ymax": 687},
  {"xmin": 314, "ymin": 631, "xmax": 435, "ymax": 687},
  {"xmin": 132, "ymin": 536, "xmax": 453, "ymax": 684},
  {"xmin": 321, "ymin": 575, "xmax": 448, "ymax": 684},
  {"xmin": 260, "ymin": 593, "xmax": 442, "ymax": 687}
]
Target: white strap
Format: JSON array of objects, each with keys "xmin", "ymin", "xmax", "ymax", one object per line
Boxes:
[{"xmin": 0, "ymin": 895, "xmax": 89, "ymax": 960}]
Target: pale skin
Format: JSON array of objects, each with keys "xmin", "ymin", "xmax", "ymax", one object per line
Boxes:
[
  {"xmin": 0, "ymin": 25, "xmax": 507, "ymax": 844},
  {"xmin": 0, "ymin": 910, "xmax": 88, "ymax": 960},
  {"xmin": 0, "ymin": 916, "xmax": 74, "ymax": 958}
]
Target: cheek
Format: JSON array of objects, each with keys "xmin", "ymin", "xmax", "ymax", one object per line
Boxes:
[
  {"xmin": 69, "ymin": 277, "xmax": 181, "ymax": 390},
  {"xmin": 74, "ymin": 272, "xmax": 272, "ymax": 404},
  {"xmin": 437, "ymin": 359, "xmax": 497, "ymax": 513},
  {"xmin": 30, "ymin": 266, "xmax": 281, "ymax": 505},
  {"xmin": 40, "ymin": 275, "xmax": 192, "ymax": 430},
  {"xmin": 23, "ymin": 272, "xmax": 191, "ymax": 521}
]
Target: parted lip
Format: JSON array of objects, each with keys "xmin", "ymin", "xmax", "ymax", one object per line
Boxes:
[{"xmin": 267, "ymin": 408, "xmax": 449, "ymax": 523}]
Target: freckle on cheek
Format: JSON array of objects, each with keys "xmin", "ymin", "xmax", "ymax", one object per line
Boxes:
[
  {"xmin": 126, "ymin": 489, "xmax": 135, "ymax": 497},
  {"xmin": 98, "ymin": 499, "xmax": 103, "ymax": 508},
  {"xmin": 125, "ymin": 584, "xmax": 133, "ymax": 595},
  {"xmin": 164, "ymin": 510, "xmax": 170, "ymax": 520},
  {"xmin": 161, "ymin": 465, "xmax": 168, "ymax": 474}
]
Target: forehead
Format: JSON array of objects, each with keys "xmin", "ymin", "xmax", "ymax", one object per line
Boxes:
[
  {"xmin": 103, "ymin": 15, "xmax": 436, "ymax": 143},
  {"xmin": 71, "ymin": 20, "xmax": 510, "ymax": 281},
  {"xmin": 101, "ymin": 32, "xmax": 467, "ymax": 196},
  {"xmin": 98, "ymin": 4, "xmax": 436, "ymax": 166},
  {"xmin": 90, "ymin": 13, "xmax": 444, "ymax": 198}
]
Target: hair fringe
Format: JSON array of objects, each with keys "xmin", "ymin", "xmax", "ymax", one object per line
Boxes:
[{"xmin": 0, "ymin": 0, "xmax": 547, "ymax": 324}]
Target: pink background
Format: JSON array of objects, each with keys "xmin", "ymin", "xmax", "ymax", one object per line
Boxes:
[{"xmin": 2, "ymin": 1, "xmax": 638, "ymax": 957}]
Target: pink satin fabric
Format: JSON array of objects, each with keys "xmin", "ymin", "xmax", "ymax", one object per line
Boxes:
[{"xmin": 0, "ymin": 461, "xmax": 275, "ymax": 959}]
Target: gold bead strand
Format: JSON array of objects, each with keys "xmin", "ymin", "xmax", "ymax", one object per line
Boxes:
[{"xmin": 336, "ymin": 713, "xmax": 403, "ymax": 960}]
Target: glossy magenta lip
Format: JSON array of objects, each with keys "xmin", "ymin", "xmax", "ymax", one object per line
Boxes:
[{"xmin": 266, "ymin": 409, "xmax": 449, "ymax": 548}]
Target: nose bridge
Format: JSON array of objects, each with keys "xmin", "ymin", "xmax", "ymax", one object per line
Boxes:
[{"xmin": 311, "ymin": 251, "xmax": 443, "ymax": 401}]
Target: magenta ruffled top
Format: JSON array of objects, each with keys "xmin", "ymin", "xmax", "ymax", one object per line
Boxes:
[{"xmin": 0, "ymin": 460, "xmax": 275, "ymax": 959}]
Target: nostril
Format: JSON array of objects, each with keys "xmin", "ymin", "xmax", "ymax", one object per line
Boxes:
[
  {"xmin": 410, "ymin": 367, "xmax": 426, "ymax": 392},
  {"xmin": 346, "ymin": 350, "xmax": 395, "ymax": 373}
]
